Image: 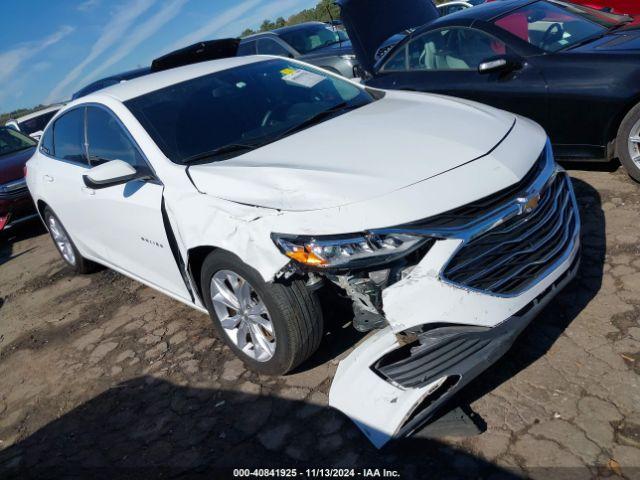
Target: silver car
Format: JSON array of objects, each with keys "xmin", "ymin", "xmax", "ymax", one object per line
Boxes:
[{"xmin": 238, "ymin": 22, "xmax": 358, "ymax": 78}]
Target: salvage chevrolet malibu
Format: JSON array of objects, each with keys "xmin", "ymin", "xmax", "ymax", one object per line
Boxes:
[{"xmin": 26, "ymin": 56, "xmax": 581, "ymax": 447}]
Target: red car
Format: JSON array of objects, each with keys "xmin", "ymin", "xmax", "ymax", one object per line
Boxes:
[
  {"xmin": 0, "ymin": 127, "xmax": 38, "ymax": 231},
  {"xmin": 569, "ymin": 0, "xmax": 639, "ymax": 15}
]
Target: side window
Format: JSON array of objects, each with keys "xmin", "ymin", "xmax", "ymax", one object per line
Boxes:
[
  {"xmin": 52, "ymin": 108, "xmax": 87, "ymax": 164},
  {"xmin": 237, "ymin": 41, "xmax": 257, "ymax": 56},
  {"xmin": 382, "ymin": 46, "xmax": 407, "ymax": 71},
  {"xmin": 257, "ymin": 38, "xmax": 292, "ymax": 57},
  {"xmin": 86, "ymin": 107, "xmax": 145, "ymax": 168},
  {"xmin": 40, "ymin": 125, "xmax": 55, "ymax": 156},
  {"xmin": 408, "ymin": 28, "xmax": 508, "ymax": 71}
]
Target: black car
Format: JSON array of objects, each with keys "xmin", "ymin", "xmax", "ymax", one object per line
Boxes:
[
  {"xmin": 339, "ymin": 0, "xmax": 640, "ymax": 181},
  {"xmin": 71, "ymin": 40, "xmax": 241, "ymax": 99},
  {"xmin": 72, "ymin": 67, "xmax": 151, "ymax": 100}
]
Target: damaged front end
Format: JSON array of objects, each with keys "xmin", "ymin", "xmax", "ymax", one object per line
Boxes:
[
  {"xmin": 271, "ymin": 231, "xmax": 435, "ymax": 332},
  {"xmin": 271, "ymin": 142, "xmax": 582, "ymax": 448}
]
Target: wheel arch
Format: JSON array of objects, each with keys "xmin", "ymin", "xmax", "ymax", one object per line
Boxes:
[
  {"xmin": 187, "ymin": 245, "xmax": 218, "ymax": 304},
  {"xmin": 36, "ymin": 199, "xmax": 49, "ymax": 227},
  {"xmin": 607, "ymin": 94, "xmax": 640, "ymax": 158}
]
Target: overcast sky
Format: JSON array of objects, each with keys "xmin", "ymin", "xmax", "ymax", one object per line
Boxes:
[{"xmin": 0, "ymin": 0, "xmax": 317, "ymax": 112}]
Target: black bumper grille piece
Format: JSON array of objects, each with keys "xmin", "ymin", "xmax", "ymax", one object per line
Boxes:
[
  {"xmin": 442, "ymin": 173, "xmax": 578, "ymax": 295},
  {"xmin": 375, "ymin": 329, "xmax": 492, "ymax": 389},
  {"xmin": 0, "ymin": 186, "xmax": 28, "ymax": 200}
]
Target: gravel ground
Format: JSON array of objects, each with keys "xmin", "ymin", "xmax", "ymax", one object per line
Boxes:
[{"xmin": 0, "ymin": 166, "xmax": 639, "ymax": 479}]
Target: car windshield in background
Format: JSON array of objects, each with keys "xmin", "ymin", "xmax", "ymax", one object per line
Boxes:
[
  {"xmin": 125, "ymin": 59, "xmax": 373, "ymax": 165},
  {"xmin": 0, "ymin": 127, "xmax": 36, "ymax": 157},
  {"xmin": 279, "ymin": 25, "xmax": 350, "ymax": 54},
  {"xmin": 18, "ymin": 110, "xmax": 58, "ymax": 135},
  {"xmin": 494, "ymin": 0, "xmax": 623, "ymax": 52}
]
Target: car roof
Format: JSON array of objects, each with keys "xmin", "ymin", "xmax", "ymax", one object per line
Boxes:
[
  {"xmin": 15, "ymin": 104, "xmax": 64, "ymax": 122},
  {"xmin": 78, "ymin": 56, "xmax": 266, "ymax": 103},
  {"xmin": 243, "ymin": 21, "xmax": 328, "ymax": 40}
]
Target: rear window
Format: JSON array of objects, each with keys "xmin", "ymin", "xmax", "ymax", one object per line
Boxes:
[
  {"xmin": 237, "ymin": 41, "xmax": 257, "ymax": 56},
  {"xmin": 125, "ymin": 59, "xmax": 373, "ymax": 165},
  {"xmin": 18, "ymin": 110, "xmax": 58, "ymax": 135}
]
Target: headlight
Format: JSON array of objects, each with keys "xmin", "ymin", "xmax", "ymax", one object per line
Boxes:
[{"xmin": 272, "ymin": 232, "xmax": 429, "ymax": 270}]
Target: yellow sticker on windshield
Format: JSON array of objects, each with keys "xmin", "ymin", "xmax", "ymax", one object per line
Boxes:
[{"xmin": 280, "ymin": 68, "xmax": 296, "ymax": 76}]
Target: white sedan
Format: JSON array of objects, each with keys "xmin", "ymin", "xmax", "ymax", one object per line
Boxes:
[{"xmin": 26, "ymin": 55, "xmax": 580, "ymax": 447}]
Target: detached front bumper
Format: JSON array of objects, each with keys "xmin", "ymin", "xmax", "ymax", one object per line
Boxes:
[{"xmin": 329, "ymin": 248, "xmax": 580, "ymax": 448}]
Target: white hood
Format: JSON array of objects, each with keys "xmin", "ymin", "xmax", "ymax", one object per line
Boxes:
[{"xmin": 188, "ymin": 91, "xmax": 515, "ymax": 212}]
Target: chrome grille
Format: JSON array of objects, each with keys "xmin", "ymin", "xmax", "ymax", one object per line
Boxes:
[{"xmin": 442, "ymin": 172, "xmax": 578, "ymax": 295}]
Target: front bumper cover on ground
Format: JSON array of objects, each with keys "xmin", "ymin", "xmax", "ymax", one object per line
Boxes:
[{"xmin": 329, "ymin": 247, "xmax": 580, "ymax": 448}]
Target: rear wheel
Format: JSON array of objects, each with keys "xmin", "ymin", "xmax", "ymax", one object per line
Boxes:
[
  {"xmin": 44, "ymin": 207, "xmax": 99, "ymax": 274},
  {"xmin": 616, "ymin": 103, "xmax": 640, "ymax": 182},
  {"xmin": 201, "ymin": 250, "xmax": 323, "ymax": 376}
]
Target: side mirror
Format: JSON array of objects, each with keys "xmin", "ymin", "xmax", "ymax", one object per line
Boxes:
[
  {"xmin": 83, "ymin": 160, "xmax": 139, "ymax": 189},
  {"xmin": 478, "ymin": 55, "xmax": 521, "ymax": 75}
]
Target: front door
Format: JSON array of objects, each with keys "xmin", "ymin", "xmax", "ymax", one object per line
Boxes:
[
  {"xmin": 83, "ymin": 106, "xmax": 190, "ymax": 300},
  {"xmin": 369, "ymin": 26, "xmax": 548, "ymax": 130}
]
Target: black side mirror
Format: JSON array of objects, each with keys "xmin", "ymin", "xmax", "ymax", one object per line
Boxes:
[{"xmin": 478, "ymin": 55, "xmax": 522, "ymax": 75}]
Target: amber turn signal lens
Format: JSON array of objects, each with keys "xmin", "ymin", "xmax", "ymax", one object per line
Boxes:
[{"xmin": 285, "ymin": 246, "xmax": 327, "ymax": 266}]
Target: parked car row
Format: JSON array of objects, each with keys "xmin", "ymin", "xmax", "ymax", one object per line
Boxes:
[{"xmin": 10, "ymin": 0, "xmax": 637, "ymax": 448}]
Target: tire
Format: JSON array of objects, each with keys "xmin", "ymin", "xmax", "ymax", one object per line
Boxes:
[
  {"xmin": 201, "ymin": 250, "xmax": 323, "ymax": 376},
  {"xmin": 616, "ymin": 102, "xmax": 640, "ymax": 183},
  {"xmin": 44, "ymin": 207, "xmax": 100, "ymax": 274}
]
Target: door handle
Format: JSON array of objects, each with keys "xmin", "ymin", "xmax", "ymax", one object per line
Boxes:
[
  {"xmin": 43, "ymin": 175, "xmax": 54, "ymax": 183},
  {"xmin": 81, "ymin": 187, "xmax": 95, "ymax": 196}
]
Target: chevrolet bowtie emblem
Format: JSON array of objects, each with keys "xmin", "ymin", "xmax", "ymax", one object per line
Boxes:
[{"xmin": 518, "ymin": 193, "xmax": 541, "ymax": 214}]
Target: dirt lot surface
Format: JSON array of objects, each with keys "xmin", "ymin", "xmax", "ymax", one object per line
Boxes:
[{"xmin": 0, "ymin": 167, "xmax": 639, "ymax": 479}]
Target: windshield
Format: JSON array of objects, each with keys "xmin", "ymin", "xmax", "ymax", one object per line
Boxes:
[
  {"xmin": 0, "ymin": 127, "xmax": 36, "ymax": 157},
  {"xmin": 125, "ymin": 59, "xmax": 373, "ymax": 165},
  {"xmin": 279, "ymin": 25, "xmax": 350, "ymax": 54},
  {"xmin": 493, "ymin": 0, "xmax": 627, "ymax": 52},
  {"xmin": 18, "ymin": 110, "xmax": 58, "ymax": 135}
]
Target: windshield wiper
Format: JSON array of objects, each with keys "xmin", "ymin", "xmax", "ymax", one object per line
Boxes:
[
  {"xmin": 270, "ymin": 102, "xmax": 359, "ymax": 142},
  {"xmin": 182, "ymin": 143, "xmax": 259, "ymax": 165}
]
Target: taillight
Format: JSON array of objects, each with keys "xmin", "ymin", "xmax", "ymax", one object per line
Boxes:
[{"xmin": 23, "ymin": 165, "xmax": 28, "ymax": 178}]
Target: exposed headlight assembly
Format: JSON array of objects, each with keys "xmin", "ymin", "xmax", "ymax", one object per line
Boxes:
[{"xmin": 272, "ymin": 232, "xmax": 430, "ymax": 271}]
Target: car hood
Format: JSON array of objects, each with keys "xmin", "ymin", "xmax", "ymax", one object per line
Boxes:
[
  {"xmin": 0, "ymin": 147, "xmax": 35, "ymax": 184},
  {"xmin": 188, "ymin": 92, "xmax": 515, "ymax": 212},
  {"xmin": 337, "ymin": 0, "xmax": 438, "ymax": 73}
]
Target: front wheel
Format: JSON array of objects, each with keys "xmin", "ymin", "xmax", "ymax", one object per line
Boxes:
[
  {"xmin": 201, "ymin": 250, "xmax": 323, "ymax": 376},
  {"xmin": 616, "ymin": 103, "xmax": 640, "ymax": 182}
]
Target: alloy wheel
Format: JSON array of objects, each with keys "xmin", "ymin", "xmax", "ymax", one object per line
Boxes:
[
  {"xmin": 628, "ymin": 118, "xmax": 640, "ymax": 168},
  {"xmin": 48, "ymin": 216, "xmax": 76, "ymax": 266},
  {"xmin": 210, "ymin": 270, "xmax": 276, "ymax": 362}
]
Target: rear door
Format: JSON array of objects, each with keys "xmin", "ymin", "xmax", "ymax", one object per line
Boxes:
[
  {"xmin": 83, "ymin": 105, "xmax": 190, "ymax": 299},
  {"xmin": 369, "ymin": 26, "xmax": 548, "ymax": 128},
  {"xmin": 36, "ymin": 107, "xmax": 102, "ymax": 259}
]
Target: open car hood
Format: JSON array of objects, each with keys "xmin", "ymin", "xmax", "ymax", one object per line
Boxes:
[
  {"xmin": 337, "ymin": 0, "xmax": 438, "ymax": 73},
  {"xmin": 188, "ymin": 91, "xmax": 516, "ymax": 212},
  {"xmin": 151, "ymin": 39, "xmax": 240, "ymax": 72}
]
